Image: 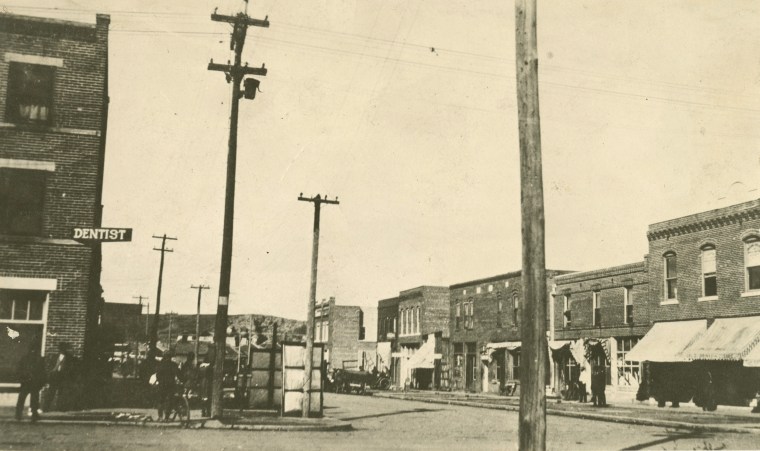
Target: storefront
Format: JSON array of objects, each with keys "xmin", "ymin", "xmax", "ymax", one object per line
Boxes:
[{"xmin": 627, "ymin": 319, "xmax": 707, "ymax": 405}]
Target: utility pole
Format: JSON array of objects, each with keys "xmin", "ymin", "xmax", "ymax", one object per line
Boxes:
[
  {"xmin": 515, "ymin": 1, "xmax": 547, "ymax": 450},
  {"xmin": 132, "ymin": 295, "xmax": 148, "ymax": 377},
  {"xmin": 149, "ymin": 234, "xmax": 177, "ymax": 359},
  {"xmin": 168, "ymin": 312, "xmax": 174, "ymax": 348},
  {"xmin": 145, "ymin": 301, "xmax": 150, "ymax": 337},
  {"xmin": 298, "ymin": 193, "xmax": 339, "ymax": 418},
  {"xmin": 191, "ymin": 285, "xmax": 210, "ymax": 365},
  {"xmin": 207, "ymin": 1, "xmax": 268, "ymax": 419}
]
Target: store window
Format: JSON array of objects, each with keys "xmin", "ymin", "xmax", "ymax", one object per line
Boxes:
[
  {"xmin": 0, "ymin": 290, "xmax": 46, "ymax": 384},
  {"xmin": 616, "ymin": 337, "xmax": 641, "ymax": 387},
  {"xmin": 511, "ymin": 350, "xmax": 521, "ymax": 380}
]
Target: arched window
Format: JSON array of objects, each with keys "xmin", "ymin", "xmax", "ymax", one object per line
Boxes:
[
  {"xmin": 512, "ymin": 294, "xmax": 519, "ymax": 325},
  {"xmin": 496, "ymin": 297, "xmax": 503, "ymax": 328},
  {"xmin": 663, "ymin": 252, "xmax": 678, "ymax": 300},
  {"xmin": 701, "ymin": 245, "xmax": 717, "ymax": 297},
  {"xmin": 745, "ymin": 236, "xmax": 760, "ymax": 291}
]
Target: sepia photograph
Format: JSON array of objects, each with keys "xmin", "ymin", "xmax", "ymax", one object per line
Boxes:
[{"xmin": 1, "ymin": 0, "xmax": 760, "ymax": 449}]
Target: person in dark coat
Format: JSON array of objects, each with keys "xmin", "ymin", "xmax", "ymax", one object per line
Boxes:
[
  {"xmin": 591, "ymin": 365, "xmax": 607, "ymax": 407},
  {"xmin": 15, "ymin": 344, "xmax": 46, "ymax": 422},
  {"xmin": 44, "ymin": 342, "xmax": 71, "ymax": 412},
  {"xmin": 198, "ymin": 356, "xmax": 214, "ymax": 417},
  {"xmin": 155, "ymin": 352, "xmax": 180, "ymax": 421}
]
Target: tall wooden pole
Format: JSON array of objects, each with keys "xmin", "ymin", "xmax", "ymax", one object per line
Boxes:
[
  {"xmin": 191, "ymin": 285, "xmax": 210, "ymax": 365},
  {"xmin": 208, "ymin": 8, "xmax": 268, "ymax": 420},
  {"xmin": 515, "ymin": 0, "xmax": 547, "ymax": 450},
  {"xmin": 298, "ymin": 193, "xmax": 339, "ymax": 417}
]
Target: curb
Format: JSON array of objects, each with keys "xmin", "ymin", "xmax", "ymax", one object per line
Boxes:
[
  {"xmin": 373, "ymin": 393, "xmax": 760, "ymax": 435},
  {"xmin": 0, "ymin": 416, "xmax": 352, "ymax": 432}
]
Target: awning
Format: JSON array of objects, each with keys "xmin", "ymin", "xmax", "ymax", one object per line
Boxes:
[
  {"xmin": 548, "ymin": 340, "xmax": 572, "ymax": 351},
  {"xmin": 683, "ymin": 316, "xmax": 760, "ymax": 361},
  {"xmin": 626, "ymin": 319, "xmax": 707, "ymax": 362},
  {"xmin": 407, "ymin": 334, "xmax": 441, "ymax": 369},
  {"xmin": 486, "ymin": 341, "xmax": 521, "ymax": 351},
  {"xmin": 743, "ymin": 340, "xmax": 760, "ymax": 367}
]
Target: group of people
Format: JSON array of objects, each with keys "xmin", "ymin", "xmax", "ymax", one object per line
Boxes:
[
  {"xmin": 153, "ymin": 351, "xmax": 215, "ymax": 420},
  {"xmin": 569, "ymin": 364, "xmax": 607, "ymax": 407},
  {"xmin": 15, "ymin": 342, "xmax": 73, "ymax": 422}
]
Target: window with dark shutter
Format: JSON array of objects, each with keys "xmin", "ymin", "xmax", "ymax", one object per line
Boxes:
[
  {"xmin": 6, "ymin": 63, "xmax": 55, "ymax": 124},
  {"xmin": 0, "ymin": 169, "xmax": 46, "ymax": 236}
]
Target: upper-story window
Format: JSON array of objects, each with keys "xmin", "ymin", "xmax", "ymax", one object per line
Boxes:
[
  {"xmin": 415, "ymin": 307, "xmax": 420, "ymax": 334},
  {"xmin": 745, "ymin": 236, "xmax": 760, "ymax": 291},
  {"xmin": 488, "ymin": 284, "xmax": 493, "ymax": 292},
  {"xmin": 0, "ymin": 168, "xmax": 46, "ymax": 236},
  {"xmin": 496, "ymin": 297, "xmax": 503, "ymax": 328},
  {"xmin": 455, "ymin": 302, "xmax": 461, "ymax": 331},
  {"xmin": 512, "ymin": 294, "xmax": 519, "ymax": 325},
  {"xmin": 664, "ymin": 252, "xmax": 678, "ymax": 300},
  {"xmin": 592, "ymin": 291, "xmax": 601, "ymax": 326},
  {"xmin": 400, "ymin": 309, "xmax": 406, "ymax": 335},
  {"xmin": 563, "ymin": 295, "xmax": 571, "ymax": 328},
  {"xmin": 701, "ymin": 245, "xmax": 717, "ymax": 297},
  {"xmin": 6, "ymin": 63, "xmax": 55, "ymax": 124},
  {"xmin": 476, "ymin": 286, "xmax": 482, "ymax": 294},
  {"xmin": 623, "ymin": 287, "xmax": 633, "ymax": 324},
  {"xmin": 464, "ymin": 301, "xmax": 474, "ymax": 330}
]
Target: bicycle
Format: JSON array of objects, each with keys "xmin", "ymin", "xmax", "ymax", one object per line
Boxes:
[{"xmin": 160, "ymin": 386, "xmax": 191, "ymax": 427}]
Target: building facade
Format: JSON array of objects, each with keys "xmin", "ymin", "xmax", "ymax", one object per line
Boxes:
[
  {"xmin": 629, "ymin": 198, "xmax": 760, "ymax": 406},
  {"xmin": 448, "ymin": 270, "xmax": 570, "ymax": 394},
  {"xmin": 552, "ymin": 262, "xmax": 649, "ymax": 400},
  {"xmin": 0, "ymin": 13, "xmax": 110, "ymax": 386},
  {"xmin": 315, "ymin": 297, "xmax": 376, "ymax": 374}
]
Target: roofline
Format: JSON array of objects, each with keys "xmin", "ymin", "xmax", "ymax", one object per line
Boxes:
[
  {"xmin": 0, "ymin": 12, "xmax": 102, "ymax": 29},
  {"xmin": 450, "ymin": 269, "xmax": 574, "ymax": 289},
  {"xmin": 554, "ymin": 261, "xmax": 646, "ymax": 284}
]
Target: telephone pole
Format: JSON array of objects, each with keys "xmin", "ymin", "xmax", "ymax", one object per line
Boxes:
[
  {"xmin": 191, "ymin": 284, "xmax": 210, "ymax": 365},
  {"xmin": 298, "ymin": 193, "xmax": 339, "ymax": 418},
  {"xmin": 515, "ymin": 0, "xmax": 547, "ymax": 450},
  {"xmin": 149, "ymin": 234, "xmax": 176, "ymax": 359},
  {"xmin": 207, "ymin": 1, "xmax": 268, "ymax": 419},
  {"xmin": 132, "ymin": 295, "xmax": 148, "ymax": 377}
]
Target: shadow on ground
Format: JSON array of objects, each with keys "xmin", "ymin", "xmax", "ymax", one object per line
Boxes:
[
  {"xmin": 621, "ymin": 429, "xmax": 725, "ymax": 450},
  {"xmin": 343, "ymin": 408, "xmax": 440, "ymax": 422}
]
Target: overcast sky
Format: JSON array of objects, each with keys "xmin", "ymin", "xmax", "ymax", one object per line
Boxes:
[{"xmin": 6, "ymin": 0, "xmax": 760, "ymax": 319}]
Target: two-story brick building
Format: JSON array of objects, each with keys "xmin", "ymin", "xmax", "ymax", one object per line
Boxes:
[
  {"xmin": 0, "ymin": 13, "xmax": 110, "ymax": 386},
  {"xmin": 449, "ymin": 270, "xmax": 570, "ymax": 394},
  {"xmin": 375, "ymin": 286, "xmax": 449, "ymax": 390},
  {"xmin": 551, "ymin": 262, "xmax": 649, "ymax": 400},
  {"xmin": 627, "ymin": 198, "xmax": 760, "ymax": 406}
]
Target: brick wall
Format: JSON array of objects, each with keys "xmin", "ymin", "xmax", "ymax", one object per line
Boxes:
[
  {"xmin": 553, "ymin": 261, "xmax": 650, "ymax": 340},
  {"xmin": 329, "ymin": 304, "xmax": 363, "ymax": 370},
  {"xmin": 0, "ymin": 13, "xmax": 109, "ymax": 362},
  {"xmin": 376, "ymin": 297, "xmax": 398, "ymax": 342},
  {"xmin": 646, "ymin": 199, "xmax": 760, "ymax": 321}
]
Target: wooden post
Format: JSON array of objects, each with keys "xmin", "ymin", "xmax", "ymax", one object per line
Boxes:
[{"xmin": 515, "ymin": 0, "xmax": 547, "ymax": 450}]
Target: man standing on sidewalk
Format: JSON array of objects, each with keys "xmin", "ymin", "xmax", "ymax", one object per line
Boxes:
[{"xmin": 15, "ymin": 343, "xmax": 46, "ymax": 422}]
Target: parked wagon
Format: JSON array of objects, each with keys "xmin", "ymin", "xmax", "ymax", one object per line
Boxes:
[{"xmin": 333, "ymin": 368, "xmax": 390, "ymax": 394}]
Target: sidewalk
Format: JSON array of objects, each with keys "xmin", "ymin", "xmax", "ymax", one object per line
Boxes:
[
  {"xmin": 0, "ymin": 405, "xmax": 351, "ymax": 431},
  {"xmin": 373, "ymin": 390, "xmax": 760, "ymax": 434}
]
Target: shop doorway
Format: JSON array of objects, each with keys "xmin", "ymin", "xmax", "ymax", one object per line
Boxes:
[{"xmin": 465, "ymin": 354, "xmax": 476, "ymax": 391}]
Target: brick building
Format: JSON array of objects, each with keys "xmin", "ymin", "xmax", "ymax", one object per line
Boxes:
[
  {"xmin": 627, "ymin": 198, "xmax": 760, "ymax": 406},
  {"xmin": 375, "ymin": 286, "xmax": 449, "ymax": 390},
  {"xmin": 314, "ymin": 297, "xmax": 376, "ymax": 374},
  {"xmin": 449, "ymin": 270, "xmax": 570, "ymax": 394},
  {"xmin": 0, "ymin": 13, "xmax": 110, "ymax": 386},
  {"xmin": 552, "ymin": 262, "xmax": 649, "ymax": 400}
]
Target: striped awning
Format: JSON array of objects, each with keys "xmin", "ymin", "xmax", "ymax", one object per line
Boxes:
[
  {"xmin": 743, "ymin": 340, "xmax": 760, "ymax": 367},
  {"xmin": 626, "ymin": 320, "xmax": 707, "ymax": 362},
  {"xmin": 684, "ymin": 316, "xmax": 760, "ymax": 361}
]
